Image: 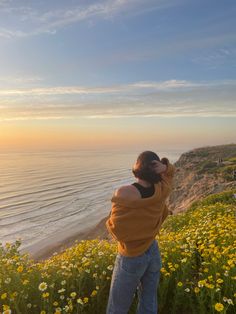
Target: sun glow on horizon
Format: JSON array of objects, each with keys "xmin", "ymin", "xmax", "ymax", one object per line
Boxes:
[{"xmin": 1, "ymin": 114, "xmax": 235, "ymax": 153}]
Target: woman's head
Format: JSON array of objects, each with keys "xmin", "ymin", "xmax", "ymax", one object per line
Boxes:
[{"xmin": 132, "ymin": 151, "xmax": 162, "ymax": 184}]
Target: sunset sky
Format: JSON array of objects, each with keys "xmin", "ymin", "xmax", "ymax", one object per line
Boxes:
[{"xmin": 0, "ymin": 0, "xmax": 235, "ymax": 152}]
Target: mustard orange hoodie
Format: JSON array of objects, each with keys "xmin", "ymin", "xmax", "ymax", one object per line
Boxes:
[{"xmin": 105, "ymin": 158, "xmax": 175, "ymax": 256}]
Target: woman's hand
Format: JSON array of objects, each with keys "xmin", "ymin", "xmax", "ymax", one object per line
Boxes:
[{"xmin": 151, "ymin": 160, "xmax": 167, "ymax": 174}]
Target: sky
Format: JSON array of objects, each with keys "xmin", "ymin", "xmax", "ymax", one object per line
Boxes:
[{"xmin": 0, "ymin": 0, "xmax": 235, "ymax": 153}]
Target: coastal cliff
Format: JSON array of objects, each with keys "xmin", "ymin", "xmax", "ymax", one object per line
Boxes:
[
  {"xmin": 167, "ymin": 143, "xmax": 236, "ymax": 213},
  {"xmin": 87, "ymin": 143, "xmax": 236, "ymax": 238}
]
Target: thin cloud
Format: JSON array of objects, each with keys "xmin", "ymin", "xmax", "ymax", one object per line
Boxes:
[
  {"xmin": 130, "ymin": 80, "xmax": 198, "ymax": 89},
  {"xmin": 1, "ymin": 101, "xmax": 235, "ymax": 120},
  {"xmin": 192, "ymin": 48, "xmax": 236, "ymax": 68},
  {"xmin": 1, "ymin": 79, "xmax": 235, "ymax": 97},
  {"xmin": 0, "ymin": 0, "xmax": 181, "ymax": 38},
  {"xmin": 0, "ymin": 27, "xmax": 27, "ymax": 38},
  {"xmin": 1, "ymin": 80, "xmax": 235, "ymax": 120},
  {"xmin": 99, "ymin": 32, "xmax": 236, "ymax": 67},
  {"xmin": 1, "ymin": 111, "xmax": 236, "ymax": 122},
  {"xmin": 0, "ymin": 75, "xmax": 43, "ymax": 84}
]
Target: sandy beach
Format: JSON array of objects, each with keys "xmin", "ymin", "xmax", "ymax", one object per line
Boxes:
[{"xmin": 25, "ymin": 215, "xmax": 112, "ymax": 262}]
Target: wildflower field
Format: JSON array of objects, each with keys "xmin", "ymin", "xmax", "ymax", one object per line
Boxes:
[{"xmin": 0, "ymin": 189, "xmax": 235, "ymax": 314}]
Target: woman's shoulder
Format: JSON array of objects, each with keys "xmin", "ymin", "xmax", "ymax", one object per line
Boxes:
[{"xmin": 114, "ymin": 184, "xmax": 141, "ymax": 200}]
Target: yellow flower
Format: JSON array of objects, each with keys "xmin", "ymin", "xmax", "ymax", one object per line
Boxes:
[
  {"xmin": 205, "ymin": 283, "xmax": 214, "ymax": 289},
  {"xmin": 177, "ymin": 282, "xmax": 183, "ymax": 287},
  {"xmin": 53, "ymin": 301, "xmax": 59, "ymax": 306},
  {"xmin": 42, "ymin": 292, "xmax": 49, "ymax": 298},
  {"xmin": 17, "ymin": 265, "xmax": 23, "ymax": 273},
  {"xmin": 83, "ymin": 297, "xmax": 89, "ymax": 303},
  {"xmin": 40, "ymin": 311, "xmax": 46, "ymax": 314},
  {"xmin": 77, "ymin": 298, "xmax": 83, "ymax": 305},
  {"xmin": 216, "ymin": 278, "xmax": 224, "ymax": 284},
  {"xmin": 70, "ymin": 292, "xmax": 77, "ymax": 298},
  {"xmin": 198, "ymin": 280, "xmax": 206, "ymax": 287},
  {"xmin": 194, "ymin": 287, "xmax": 200, "ymax": 293},
  {"xmin": 227, "ymin": 259, "xmax": 234, "ymax": 266},
  {"xmin": 91, "ymin": 290, "xmax": 97, "ymax": 297},
  {"xmin": 5, "ymin": 242, "xmax": 11, "ymax": 249},
  {"xmin": 23, "ymin": 279, "xmax": 29, "ymax": 285},
  {"xmin": 214, "ymin": 303, "xmax": 224, "ymax": 312},
  {"xmin": 1, "ymin": 293, "xmax": 7, "ymax": 300}
]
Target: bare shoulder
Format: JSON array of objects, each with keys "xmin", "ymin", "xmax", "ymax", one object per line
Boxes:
[{"xmin": 114, "ymin": 184, "xmax": 141, "ymax": 200}]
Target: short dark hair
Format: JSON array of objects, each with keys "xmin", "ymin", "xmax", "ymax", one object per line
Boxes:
[{"xmin": 132, "ymin": 151, "xmax": 162, "ymax": 184}]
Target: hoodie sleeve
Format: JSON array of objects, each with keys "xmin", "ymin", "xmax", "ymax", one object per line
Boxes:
[
  {"xmin": 105, "ymin": 203, "xmax": 129, "ymax": 242},
  {"xmin": 160, "ymin": 157, "xmax": 175, "ymax": 185}
]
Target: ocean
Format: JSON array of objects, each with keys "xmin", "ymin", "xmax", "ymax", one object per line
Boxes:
[{"xmin": 0, "ymin": 149, "xmax": 182, "ymax": 255}]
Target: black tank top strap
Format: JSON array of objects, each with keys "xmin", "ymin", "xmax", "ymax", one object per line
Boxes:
[{"xmin": 132, "ymin": 182, "xmax": 155, "ymax": 198}]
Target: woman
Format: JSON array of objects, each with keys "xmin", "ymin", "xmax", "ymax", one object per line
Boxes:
[{"xmin": 105, "ymin": 151, "xmax": 175, "ymax": 314}]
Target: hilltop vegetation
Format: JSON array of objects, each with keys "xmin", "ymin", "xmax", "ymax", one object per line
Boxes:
[{"xmin": 0, "ymin": 189, "xmax": 235, "ymax": 314}]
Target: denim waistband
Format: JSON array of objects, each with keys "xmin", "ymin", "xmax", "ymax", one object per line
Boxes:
[{"xmin": 145, "ymin": 239, "xmax": 158, "ymax": 255}]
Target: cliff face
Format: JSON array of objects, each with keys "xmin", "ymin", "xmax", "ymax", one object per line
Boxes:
[{"xmin": 168, "ymin": 144, "xmax": 236, "ymax": 213}]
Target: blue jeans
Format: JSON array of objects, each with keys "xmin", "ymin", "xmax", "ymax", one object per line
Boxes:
[{"xmin": 106, "ymin": 239, "xmax": 162, "ymax": 314}]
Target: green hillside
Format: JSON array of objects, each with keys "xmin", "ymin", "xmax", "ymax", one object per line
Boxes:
[{"xmin": 0, "ymin": 189, "xmax": 235, "ymax": 314}]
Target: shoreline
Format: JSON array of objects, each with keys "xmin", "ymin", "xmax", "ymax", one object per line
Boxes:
[{"xmin": 24, "ymin": 215, "xmax": 111, "ymax": 262}]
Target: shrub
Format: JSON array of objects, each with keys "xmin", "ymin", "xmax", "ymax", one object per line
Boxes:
[
  {"xmin": 219, "ymin": 166, "xmax": 236, "ymax": 182},
  {"xmin": 197, "ymin": 161, "xmax": 218, "ymax": 174}
]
